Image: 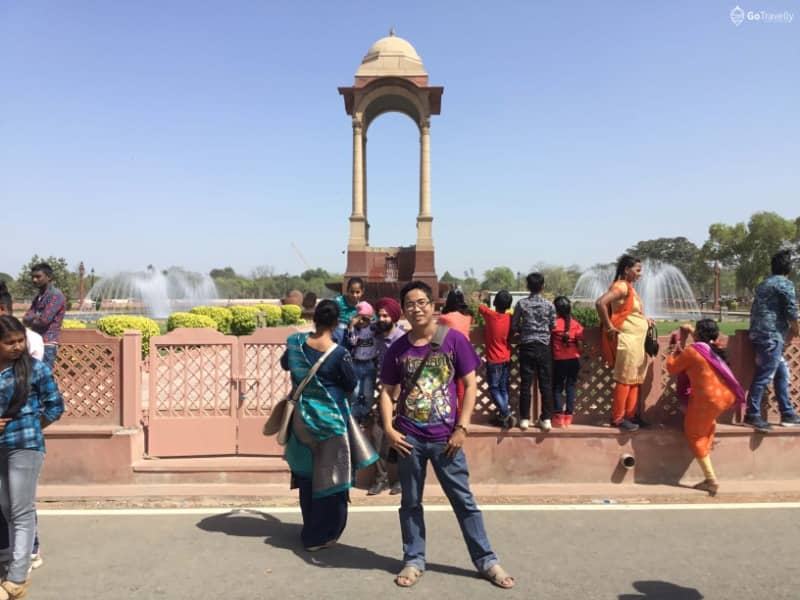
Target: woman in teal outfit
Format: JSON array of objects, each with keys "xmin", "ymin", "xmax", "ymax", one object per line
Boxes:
[{"xmin": 280, "ymin": 299, "xmax": 377, "ymax": 551}]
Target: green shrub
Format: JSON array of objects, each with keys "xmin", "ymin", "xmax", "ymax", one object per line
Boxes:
[
  {"xmin": 96, "ymin": 315, "xmax": 160, "ymax": 357},
  {"xmin": 61, "ymin": 319, "xmax": 87, "ymax": 329},
  {"xmin": 280, "ymin": 304, "xmax": 303, "ymax": 325},
  {"xmin": 189, "ymin": 306, "xmax": 233, "ymax": 333},
  {"xmin": 167, "ymin": 312, "xmax": 217, "ymax": 331},
  {"xmin": 572, "ymin": 306, "xmax": 600, "ymax": 328},
  {"xmin": 230, "ymin": 306, "xmax": 259, "ymax": 335},
  {"xmin": 255, "ymin": 304, "xmax": 282, "ymax": 327}
]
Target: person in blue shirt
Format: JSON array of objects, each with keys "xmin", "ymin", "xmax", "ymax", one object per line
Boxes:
[
  {"xmin": 0, "ymin": 316, "xmax": 64, "ymax": 598},
  {"xmin": 745, "ymin": 249, "xmax": 800, "ymax": 432}
]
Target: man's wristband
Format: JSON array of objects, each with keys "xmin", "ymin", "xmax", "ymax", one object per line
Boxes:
[{"xmin": 454, "ymin": 424, "xmax": 469, "ymax": 436}]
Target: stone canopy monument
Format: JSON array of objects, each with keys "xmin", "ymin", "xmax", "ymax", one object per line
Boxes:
[{"xmin": 337, "ymin": 31, "xmax": 443, "ymax": 299}]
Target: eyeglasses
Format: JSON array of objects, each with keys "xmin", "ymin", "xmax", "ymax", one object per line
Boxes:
[{"xmin": 404, "ymin": 299, "xmax": 431, "ymax": 311}]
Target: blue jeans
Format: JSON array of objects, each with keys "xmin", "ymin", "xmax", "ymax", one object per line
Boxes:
[
  {"xmin": 747, "ymin": 338, "xmax": 795, "ymax": 418},
  {"xmin": 42, "ymin": 345, "xmax": 57, "ymax": 370},
  {"xmin": 350, "ymin": 360, "xmax": 376, "ymax": 421},
  {"xmin": 553, "ymin": 358, "xmax": 580, "ymax": 414},
  {"xmin": 397, "ymin": 434, "xmax": 498, "ymax": 572},
  {"xmin": 486, "ymin": 361, "xmax": 511, "ymax": 417},
  {"xmin": 0, "ymin": 448, "xmax": 44, "ymax": 583}
]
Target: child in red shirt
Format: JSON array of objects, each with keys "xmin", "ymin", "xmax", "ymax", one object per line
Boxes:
[
  {"xmin": 551, "ymin": 296, "xmax": 584, "ymax": 428},
  {"xmin": 478, "ymin": 291, "xmax": 515, "ymax": 429}
]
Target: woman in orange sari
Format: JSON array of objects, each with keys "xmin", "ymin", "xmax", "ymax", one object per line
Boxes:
[
  {"xmin": 666, "ymin": 319, "xmax": 745, "ymax": 496},
  {"xmin": 438, "ymin": 290, "xmax": 474, "ymax": 406},
  {"xmin": 595, "ymin": 255, "xmax": 653, "ymax": 432}
]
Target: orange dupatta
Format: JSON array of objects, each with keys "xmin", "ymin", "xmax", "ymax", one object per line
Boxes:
[{"xmin": 600, "ymin": 280, "xmax": 635, "ymax": 368}]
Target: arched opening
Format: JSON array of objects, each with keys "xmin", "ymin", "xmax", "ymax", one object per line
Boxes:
[{"xmin": 363, "ymin": 111, "xmax": 420, "ymax": 248}]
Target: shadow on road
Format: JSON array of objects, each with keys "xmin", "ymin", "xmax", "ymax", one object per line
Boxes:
[
  {"xmin": 619, "ymin": 579, "xmax": 703, "ymax": 599},
  {"xmin": 196, "ymin": 510, "xmax": 478, "ymax": 581}
]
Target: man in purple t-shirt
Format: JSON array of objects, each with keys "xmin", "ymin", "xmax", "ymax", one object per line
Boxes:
[{"xmin": 379, "ymin": 281, "xmax": 515, "ymax": 590}]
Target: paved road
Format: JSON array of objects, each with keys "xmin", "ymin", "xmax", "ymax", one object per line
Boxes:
[{"xmin": 28, "ymin": 505, "xmax": 800, "ymax": 599}]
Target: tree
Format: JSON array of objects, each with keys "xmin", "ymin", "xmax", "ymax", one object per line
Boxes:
[
  {"xmin": 529, "ymin": 263, "xmax": 583, "ymax": 296},
  {"xmin": 14, "ymin": 255, "xmax": 77, "ymax": 304},
  {"xmin": 480, "ymin": 267, "xmax": 516, "ymax": 291},
  {"xmin": 627, "ymin": 236, "xmax": 711, "ymax": 295},
  {"xmin": 440, "ymin": 271, "xmax": 460, "ymax": 285},
  {"xmin": 703, "ymin": 212, "xmax": 797, "ymax": 293},
  {"xmin": 0, "ymin": 273, "xmax": 12, "ymax": 284},
  {"xmin": 300, "ymin": 268, "xmax": 330, "ymax": 281},
  {"xmin": 209, "ymin": 267, "xmax": 237, "ymax": 279}
]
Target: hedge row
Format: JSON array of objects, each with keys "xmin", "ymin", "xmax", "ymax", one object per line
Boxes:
[{"xmin": 96, "ymin": 316, "xmax": 160, "ymax": 357}]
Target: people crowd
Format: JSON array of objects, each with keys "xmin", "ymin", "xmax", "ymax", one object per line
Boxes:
[{"xmin": 2, "ymin": 250, "xmax": 796, "ymax": 592}]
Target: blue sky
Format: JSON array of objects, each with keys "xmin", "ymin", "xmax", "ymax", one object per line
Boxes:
[{"xmin": 2, "ymin": 0, "xmax": 798, "ymax": 281}]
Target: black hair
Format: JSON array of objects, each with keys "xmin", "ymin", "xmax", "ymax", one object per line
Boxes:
[
  {"xmin": 553, "ymin": 296, "xmax": 572, "ymax": 343},
  {"xmin": 313, "ymin": 299, "xmax": 339, "ymax": 329},
  {"xmin": 493, "ymin": 290, "xmax": 512, "ymax": 313},
  {"xmin": 399, "ymin": 280, "xmax": 433, "ymax": 305},
  {"xmin": 0, "ymin": 315, "xmax": 32, "ymax": 419},
  {"xmin": 614, "ymin": 255, "xmax": 640, "ymax": 281},
  {"xmin": 442, "ymin": 290, "xmax": 471, "ymax": 316},
  {"xmin": 346, "ymin": 277, "xmax": 364, "ymax": 291},
  {"xmin": 771, "ymin": 249, "xmax": 792, "ymax": 276},
  {"xmin": 694, "ymin": 318, "xmax": 728, "ymax": 364},
  {"xmin": 0, "ymin": 281, "xmax": 12, "ymax": 313},
  {"xmin": 31, "ymin": 263, "xmax": 53, "ymax": 278},
  {"xmin": 526, "ymin": 272, "xmax": 544, "ymax": 294}
]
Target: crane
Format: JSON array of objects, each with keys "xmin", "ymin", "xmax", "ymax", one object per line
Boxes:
[{"xmin": 291, "ymin": 242, "xmax": 312, "ymax": 271}]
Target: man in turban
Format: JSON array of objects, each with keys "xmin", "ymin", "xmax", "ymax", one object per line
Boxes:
[{"xmin": 367, "ymin": 297, "xmax": 406, "ymax": 495}]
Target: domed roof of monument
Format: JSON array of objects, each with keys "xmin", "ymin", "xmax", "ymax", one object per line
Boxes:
[{"xmin": 356, "ymin": 30, "xmax": 427, "ymax": 77}]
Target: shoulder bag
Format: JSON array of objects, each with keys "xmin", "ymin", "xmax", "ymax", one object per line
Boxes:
[{"xmin": 263, "ymin": 343, "xmax": 338, "ymax": 446}]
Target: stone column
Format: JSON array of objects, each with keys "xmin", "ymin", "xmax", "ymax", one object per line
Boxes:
[
  {"xmin": 348, "ymin": 117, "xmax": 367, "ymax": 248},
  {"xmin": 416, "ymin": 119, "xmax": 433, "ymax": 249},
  {"xmin": 352, "ymin": 118, "xmax": 364, "ymax": 217},
  {"xmin": 362, "ymin": 133, "xmax": 369, "ymax": 244}
]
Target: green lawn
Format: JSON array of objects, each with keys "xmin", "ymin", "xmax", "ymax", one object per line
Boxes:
[{"xmin": 654, "ymin": 319, "xmax": 748, "ymax": 336}]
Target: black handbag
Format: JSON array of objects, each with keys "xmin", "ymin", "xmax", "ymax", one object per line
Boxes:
[{"xmin": 644, "ymin": 323, "xmax": 660, "ymax": 357}]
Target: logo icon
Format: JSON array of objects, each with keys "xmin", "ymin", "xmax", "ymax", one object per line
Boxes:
[{"xmin": 730, "ymin": 5, "xmax": 745, "ymax": 26}]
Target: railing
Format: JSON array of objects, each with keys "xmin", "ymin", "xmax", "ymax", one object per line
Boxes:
[
  {"xmin": 50, "ymin": 329, "xmax": 140, "ymax": 429},
  {"xmin": 49, "ymin": 327, "xmax": 800, "ymax": 435}
]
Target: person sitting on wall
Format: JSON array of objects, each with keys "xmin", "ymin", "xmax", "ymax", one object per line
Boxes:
[{"xmin": 332, "ymin": 277, "xmax": 364, "ymax": 345}]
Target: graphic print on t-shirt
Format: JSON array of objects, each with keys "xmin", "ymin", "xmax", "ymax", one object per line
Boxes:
[{"xmin": 402, "ymin": 352, "xmax": 454, "ymax": 425}]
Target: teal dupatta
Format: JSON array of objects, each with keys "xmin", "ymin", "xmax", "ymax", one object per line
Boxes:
[{"xmin": 283, "ymin": 332, "xmax": 377, "ymax": 498}]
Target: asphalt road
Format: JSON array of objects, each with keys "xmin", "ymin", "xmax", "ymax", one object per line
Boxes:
[{"xmin": 26, "ymin": 504, "xmax": 800, "ymax": 599}]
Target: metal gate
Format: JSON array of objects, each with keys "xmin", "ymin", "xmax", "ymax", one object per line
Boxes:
[{"xmin": 146, "ymin": 327, "xmax": 293, "ymax": 457}]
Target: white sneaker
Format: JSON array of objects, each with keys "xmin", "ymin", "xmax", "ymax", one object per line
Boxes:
[
  {"xmin": 519, "ymin": 419, "xmax": 530, "ymax": 431},
  {"xmin": 30, "ymin": 552, "xmax": 43, "ymax": 570},
  {"xmin": 536, "ymin": 418, "xmax": 552, "ymax": 432}
]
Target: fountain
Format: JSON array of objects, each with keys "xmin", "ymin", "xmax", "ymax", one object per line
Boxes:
[
  {"xmin": 572, "ymin": 259, "xmax": 701, "ymax": 320},
  {"xmin": 82, "ymin": 267, "xmax": 218, "ymax": 319}
]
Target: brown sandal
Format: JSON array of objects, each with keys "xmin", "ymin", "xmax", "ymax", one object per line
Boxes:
[
  {"xmin": 693, "ymin": 479, "xmax": 719, "ymax": 497},
  {"xmin": 482, "ymin": 564, "xmax": 515, "ymax": 589},
  {"xmin": 395, "ymin": 565, "xmax": 423, "ymax": 587}
]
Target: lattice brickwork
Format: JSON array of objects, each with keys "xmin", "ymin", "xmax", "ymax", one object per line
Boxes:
[
  {"xmin": 241, "ymin": 343, "xmax": 291, "ymax": 416},
  {"xmin": 54, "ymin": 339, "xmax": 120, "ymax": 423},
  {"xmin": 152, "ymin": 344, "xmax": 233, "ymax": 416}
]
